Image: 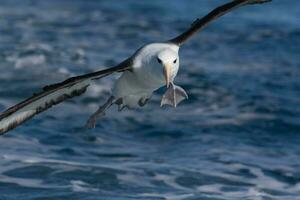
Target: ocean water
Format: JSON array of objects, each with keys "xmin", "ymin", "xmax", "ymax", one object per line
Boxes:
[{"xmin": 0, "ymin": 0, "xmax": 300, "ymax": 199}]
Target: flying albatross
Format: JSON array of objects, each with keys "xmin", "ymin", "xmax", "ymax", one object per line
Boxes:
[{"xmin": 0, "ymin": 0, "xmax": 271, "ymax": 134}]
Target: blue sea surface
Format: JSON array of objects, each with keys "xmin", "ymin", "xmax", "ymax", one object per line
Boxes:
[{"xmin": 0, "ymin": 0, "xmax": 300, "ymax": 199}]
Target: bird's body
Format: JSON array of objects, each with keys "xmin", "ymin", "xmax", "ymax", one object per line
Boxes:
[
  {"xmin": 0, "ymin": 0, "xmax": 271, "ymax": 134},
  {"xmin": 113, "ymin": 43, "xmax": 180, "ymax": 109}
]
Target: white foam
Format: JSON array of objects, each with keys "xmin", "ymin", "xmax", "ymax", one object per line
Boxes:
[
  {"xmin": 70, "ymin": 180, "xmax": 99, "ymax": 192},
  {"xmin": 139, "ymin": 193, "xmax": 194, "ymax": 200},
  {"xmin": 15, "ymin": 55, "xmax": 46, "ymax": 69}
]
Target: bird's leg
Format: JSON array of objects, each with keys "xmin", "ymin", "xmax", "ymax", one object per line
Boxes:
[
  {"xmin": 160, "ymin": 82, "xmax": 188, "ymax": 107},
  {"xmin": 85, "ymin": 96, "xmax": 115, "ymax": 129}
]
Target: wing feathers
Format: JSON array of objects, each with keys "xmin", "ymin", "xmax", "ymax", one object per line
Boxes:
[
  {"xmin": 0, "ymin": 81, "xmax": 89, "ymax": 134},
  {"xmin": 0, "ymin": 61, "xmax": 132, "ymax": 135},
  {"xmin": 170, "ymin": 0, "xmax": 271, "ymax": 45}
]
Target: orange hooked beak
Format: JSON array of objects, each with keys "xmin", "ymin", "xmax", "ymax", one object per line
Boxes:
[{"xmin": 163, "ymin": 63, "xmax": 172, "ymax": 88}]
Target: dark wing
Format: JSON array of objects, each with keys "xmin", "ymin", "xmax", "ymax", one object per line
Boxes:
[
  {"xmin": 169, "ymin": 0, "xmax": 271, "ymax": 46},
  {"xmin": 0, "ymin": 58, "xmax": 132, "ymax": 135}
]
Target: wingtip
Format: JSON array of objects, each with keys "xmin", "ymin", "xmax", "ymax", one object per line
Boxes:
[{"xmin": 245, "ymin": 0, "xmax": 272, "ymax": 4}]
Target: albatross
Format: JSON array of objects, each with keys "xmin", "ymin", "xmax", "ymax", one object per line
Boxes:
[{"xmin": 0, "ymin": 0, "xmax": 271, "ymax": 134}]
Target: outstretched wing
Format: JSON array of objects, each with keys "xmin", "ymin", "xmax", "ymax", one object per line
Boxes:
[
  {"xmin": 169, "ymin": 0, "xmax": 271, "ymax": 46},
  {"xmin": 0, "ymin": 58, "xmax": 132, "ymax": 135}
]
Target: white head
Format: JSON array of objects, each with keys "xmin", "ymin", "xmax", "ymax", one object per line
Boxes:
[{"xmin": 156, "ymin": 49, "xmax": 179, "ymax": 88}]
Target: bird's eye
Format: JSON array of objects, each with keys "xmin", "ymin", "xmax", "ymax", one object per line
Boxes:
[
  {"xmin": 157, "ymin": 58, "xmax": 162, "ymax": 64},
  {"xmin": 173, "ymin": 59, "xmax": 177, "ymax": 64}
]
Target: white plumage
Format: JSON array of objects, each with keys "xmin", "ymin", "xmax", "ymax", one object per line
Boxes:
[{"xmin": 113, "ymin": 43, "xmax": 180, "ymax": 109}]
